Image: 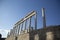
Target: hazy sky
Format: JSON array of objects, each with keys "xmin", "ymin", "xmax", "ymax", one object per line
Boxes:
[{"xmin": 0, "ymin": 0, "xmax": 60, "ymax": 38}]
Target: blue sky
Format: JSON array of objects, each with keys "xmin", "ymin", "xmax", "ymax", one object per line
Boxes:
[{"xmin": 0, "ymin": 0, "xmax": 60, "ymax": 38}]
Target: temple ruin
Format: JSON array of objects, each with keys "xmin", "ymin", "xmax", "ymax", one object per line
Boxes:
[{"xmin": 5, "ymin": 8, "xmax": 60, "ymax": 40}]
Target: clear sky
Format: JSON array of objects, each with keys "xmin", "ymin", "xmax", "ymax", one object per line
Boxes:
[{"xmin": 0, "ymin": 0, "xmax": 60, "ymax": 38}]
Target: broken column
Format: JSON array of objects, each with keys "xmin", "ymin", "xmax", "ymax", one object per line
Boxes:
[
  {"xmin": 42, "ymin": 8, "xmax": 46, "ymax": 40},
  {"xmin": 42, "ymin": 8, "xmax": 46, "ymax": 28}
]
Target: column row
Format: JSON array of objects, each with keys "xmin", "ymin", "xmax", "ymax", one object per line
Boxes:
[{"xmin": 8, "ymin": 13, "xmax": 37, "ymax": 36}]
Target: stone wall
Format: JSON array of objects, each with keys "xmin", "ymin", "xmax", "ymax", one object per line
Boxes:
[
  {"xmin": 5, "ymin": 25, "xmax": 60, "ymax": 40},
  {"xmin": 17, "ymin": 33, "xmax": 29, "ymax": 40},
  {"xmin": 29, "ymin": 25, "xmax": 60, "ymax": 40},
  {"xmin": 5, "ymin": 34, "xmax": 15, "ymax": 40}
]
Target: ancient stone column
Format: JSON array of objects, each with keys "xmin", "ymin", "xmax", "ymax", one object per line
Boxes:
[
  {"xmin": 24, "ymin": 20, "xmax": 27, "ymax": 30},
  {"xmin": 14, "ymin": 27, "xmax": 16, "ymax": 36},
  {"xmin": 29, "ymin": 17, "xmax": 31, "ymax": 31},
  {"xmin": 42, "ymin": 8, "xmax": 46, "ymax": 40},
  {"xmin": 18, "ymin": 24, "xmax": 20, "ymax": 35},
  {"xmin": 35, "ymin": 12, "xmax": 37, "ymax": 30},
  {"xmin": 16, "ymin": 25, "xmax": 18, "ymax": 34},
  {"xmin": 42, "ymin": 8, "xmax": 46, "ymax": 28},
  {"xmin": 12, "ymin": 29, "xmax": 14, "ymax": 35},
  {"xmin": 15, "ymin": 26, "xmax": 18, "ymax": 36},
  {"xmin": 13, "ymin": 28, "xmax": 14, "ymax": 35},
  {"xmin": 17, "ymin": 25, "xmax": 19, "ymax": 35},
  {"xmin": 21, "ymin": 23, "xmax": 23, "ymax": 31},
  {"xmin": 10, "ymin": 29, "xmax": 12, "ymax": 35},
  {"xmin": 13, "ymin": 27, "xmax": 15, "ymax": 36},
  {"xmin": 15, "ymin": 26, "xmax": 17, "ymax": 36}
]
